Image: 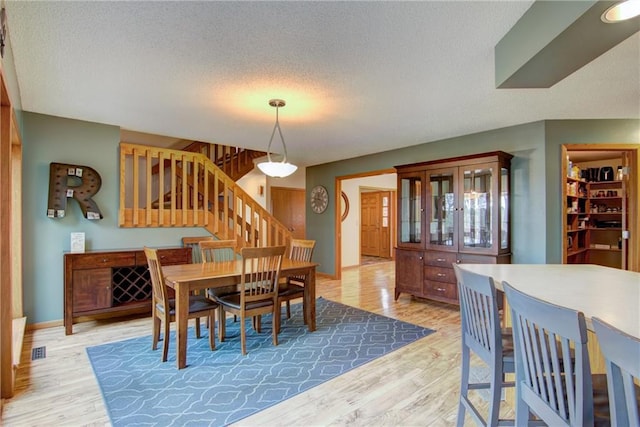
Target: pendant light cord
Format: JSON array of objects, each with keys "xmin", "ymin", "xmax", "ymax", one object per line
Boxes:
[{"xmin": 266, "ymin": 104, "xmax": 288, "ymax": 163}]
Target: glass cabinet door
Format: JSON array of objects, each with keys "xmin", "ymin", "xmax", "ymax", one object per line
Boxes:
[
  {"xmin": 398, "ymin": 173, "xmax": 423, "ymax": 245},
  {"xmin": 459, "ymin": 163, "xmax": 495, "ymax": 251},
  {"xmin": 427, "ymin": 168, "xmax": 456, "ymax": 249},
  {"xmin": 500, "ymin": 166, "xmax": 510, "ymax": 250}
]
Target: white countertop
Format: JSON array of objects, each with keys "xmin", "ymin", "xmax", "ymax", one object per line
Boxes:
[{"xmin": 457, "ymin": 264, "xmax": 640, "ymax": 338}]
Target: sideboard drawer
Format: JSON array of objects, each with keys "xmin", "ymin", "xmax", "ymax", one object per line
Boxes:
[
  {"xmin": 136, "ymin": 248, "xmax": 191, "ymax": 266},
  {"xmin": 423, "ymin": 251, "xmax": 457, "ymax": 268},
  {"xmin": 73, "ymin": 253, "xmax": 136, "ymax": 269},
  {"xmin": 424, "ymin": 266, "xmax": 456, "ymax": 283}
]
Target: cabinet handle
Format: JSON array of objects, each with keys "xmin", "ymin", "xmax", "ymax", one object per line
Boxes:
[
  {"xmin": 436, "ymin": 258, "xmax": 445, "ymax": 262},
  {"xmin": 436, "ymin": 287, "xmax": 446, "ymax": 292},
  {"xmin": 437, "ymin": 273, "xmax": 446, "ymax": 277},
  {"xmin": 456, "ymin": 260, "xmax": 461, "ymax": 264},
  {"xmin": 102, "ymin": 258, "xmax": 108, "ymax": 263},
  {"xmin": 419, "ymin": 256, "xmax": 423, "ymax": 260}
]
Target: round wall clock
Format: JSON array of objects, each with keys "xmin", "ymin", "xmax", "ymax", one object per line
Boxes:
[{"xmin": 310, "ymin": 185, "xmax": 329, "ymax": 214}]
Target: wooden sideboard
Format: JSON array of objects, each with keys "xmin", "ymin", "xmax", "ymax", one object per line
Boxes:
[{"xmin": 64, "ymin": 247, "xmax": 191, "ymax": 335}]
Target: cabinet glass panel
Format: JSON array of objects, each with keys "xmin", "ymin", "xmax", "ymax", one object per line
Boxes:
[
  {"xmin": 500, "ymin": 167, "xmax": 509, "ymax": 250},
  {"xmin": 399, "ymin": 176, "xmax": 421, "ymax": 243},
  {"xmin": 462, "ymin": 167, "xmax": 493, "ymax": 249},
  {"xmin": 429, "ymin": 172, "xmax": 455, "ymax": 247}
]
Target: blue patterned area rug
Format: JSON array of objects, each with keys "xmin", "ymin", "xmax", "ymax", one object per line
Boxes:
[{"xmin": 86, "ymin": 298, "xmax": 435, "ymax": 426}]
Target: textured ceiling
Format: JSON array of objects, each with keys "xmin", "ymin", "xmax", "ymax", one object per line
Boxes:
[{"xmin": 5, "ymin": 1, "xmax": 640, "ymax": 167}]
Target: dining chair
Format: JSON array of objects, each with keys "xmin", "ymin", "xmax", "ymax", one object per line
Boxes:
[
  {"xmin": 216, "ymin": 245, "xmax": 286, "ymax": 355},
  {"xmin": 200, "ymin": 239, "xmax": 237, "ymax": 263},
  {"xmin": 181, "ymin": 235, "xmax": 214, "ymax": 336},
  {"xmin": 200, "ymin": 239, "xmax": 240, "ymax": 323},
  {"xmin": 277, "ymin": 239, "xmax": 315, "ymax": 329},
  {"xmin": 144, "ymin": 247, "xmax": 218, "ymax": 362},
  {"xmin": 181, "ymin": 236, "xmax": 214, "ymax": 263},
  {"xmin": 592, "ymin": 317, "xmax": 640, "ymax": 427},
  {"xmin": 503, "ymin": 281, "xmax": 610, "ymax": 427},
  {"xmin": 452, "ymin": 264, "xmax": 515, "ymax": 427}
]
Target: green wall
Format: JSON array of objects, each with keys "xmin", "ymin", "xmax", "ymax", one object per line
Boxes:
[
  {"xmin": 306, "ymin": 119, "xmax": 639, "ymax": 276},
  {"xmin": 543, "ymin": 119, "xmax": 640, "ymax": 262},
  {"xmin": 20, "ymin": 112, "xmax": 639, "ymax": 323},
  {"xmin": 22, "ymin": 112, "xmax": 213, "ymax": 324}
]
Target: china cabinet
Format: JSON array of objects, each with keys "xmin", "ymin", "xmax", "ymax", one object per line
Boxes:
[{"xmin": 395, "ymin": 151, "xmax": 512, "ymax": 304}]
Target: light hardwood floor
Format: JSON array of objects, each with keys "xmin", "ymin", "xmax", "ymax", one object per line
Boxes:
[{"xmin": 2, "ymin": 261, "xmax": 511, "ymax": 426}]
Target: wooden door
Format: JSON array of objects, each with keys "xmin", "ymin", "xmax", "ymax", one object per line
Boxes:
[
  {"xmin": 360, "ymin": 191, "xmax": 392, "ymax": 257},
  {"xmin": 361, "ymin": 192, "xmax": 380, "ymax": 256},
  {"xmin": 271, "ymin": 186, "xmax": 306, "ymax": 239}
]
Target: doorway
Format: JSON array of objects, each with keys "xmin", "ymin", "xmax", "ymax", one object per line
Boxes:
[
  {"xmin": 335, "ymin": 171, "xmax": 396, "ymax": 274},
  {"xmin": 562, "ymin": 144, "xmax": 639, "ymax": 271}
]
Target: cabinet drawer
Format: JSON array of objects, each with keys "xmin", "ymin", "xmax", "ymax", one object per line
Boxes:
[
  {"xmin": 136, "ymin": 248, "xmax": 190, "ymax": 266},
  {"xmin": 424, "ymin": 266, "xmax": 456, "ymax": 283},
  {"xmin": 424, "ymin": 280, "xmax": 457, "ymax": 300},
  {"xmin": 73, "ymin": 253, "xmax": 136, "ymax": 269},
  {"xmin": 457, "ymin": 253, "xmax": 498, "ymax": 264},
  {"xmin": 423, "ymin": 251, "xmax": 457, "ymax": 268}
]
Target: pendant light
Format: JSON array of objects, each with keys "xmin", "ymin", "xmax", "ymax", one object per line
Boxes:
[{"xmin": 257, "ymin": 99, "xmax": 298, "ymax": 178}]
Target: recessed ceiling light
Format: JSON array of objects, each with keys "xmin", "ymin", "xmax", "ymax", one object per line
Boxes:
[{"xmin": 602, "ymin": 0, "xmax": 640, "ymax": 23}]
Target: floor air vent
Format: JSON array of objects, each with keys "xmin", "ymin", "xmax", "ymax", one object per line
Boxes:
[{"xmin": 31, "ymin": 346, "xmax": 46, "ymax": 360}]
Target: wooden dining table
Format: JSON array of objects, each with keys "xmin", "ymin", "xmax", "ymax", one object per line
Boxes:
[{"xmin": 162, "ymin": 258, "xmax": 318, "ymax": 369}]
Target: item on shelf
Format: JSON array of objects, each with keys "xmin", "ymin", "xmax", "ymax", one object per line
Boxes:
[
  {"xmin": 596, "ymin": 220, "xmax": 622, "ymax": 228},
  {"xmin": 599, "ymin": 166, "xmax": 614, "ymax": 182},
  {"xmin": 571, "ymin": 165, "xmax": 581, "ymax": 179},
  {"xmin": 593, "ymin": 243, "xmax": 610, "ymax": 249},
  {"xmin": 617, "ymin": 166, "xmax": 623, "ymax": 181}
]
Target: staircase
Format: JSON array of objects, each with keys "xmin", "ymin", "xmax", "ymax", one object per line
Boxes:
[
  {"xmin": 119, "ymin": 142, "xmax": 293, "ymax": 248},
  {"xmin": 153, "ymin": 141, "xmax": 266, "ymax": 182}
]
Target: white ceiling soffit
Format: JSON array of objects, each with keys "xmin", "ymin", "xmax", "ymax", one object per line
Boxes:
[{"xmin": 5, "ymin": 1, "xmax": 640, "ymax": 167}]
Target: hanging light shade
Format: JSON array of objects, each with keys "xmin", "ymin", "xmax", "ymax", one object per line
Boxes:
[{"xmin": 257, "ymin": 99, "xmax": 298, "ymax": 178}]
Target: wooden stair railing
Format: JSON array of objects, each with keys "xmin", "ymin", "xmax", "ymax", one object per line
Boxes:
[
  {"xmin": 119, "ymin": 143, "xmax": 292, "ymax": 249},
  {"xmin": 151, "ymin": 141, "xmax": 266, "ymax": 182}
]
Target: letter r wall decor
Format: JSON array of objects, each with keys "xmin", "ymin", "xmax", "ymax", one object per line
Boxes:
[{"xmin": 47, "ymin": 162, "xmax": 103, "ymax": 220}]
